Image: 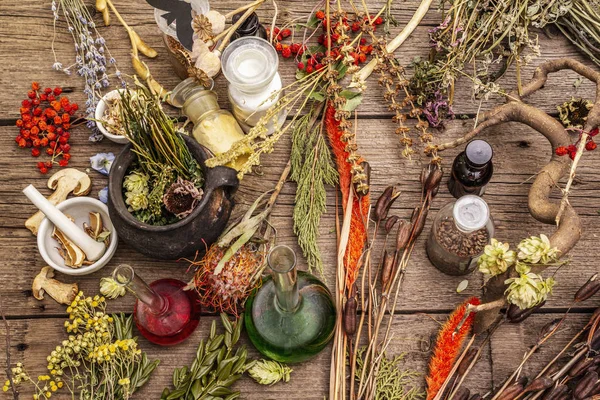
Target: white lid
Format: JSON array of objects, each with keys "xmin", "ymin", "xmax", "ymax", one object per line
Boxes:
[{"xmin": 452, "ymin": 195, "xmax": 490, "ymax": 232}]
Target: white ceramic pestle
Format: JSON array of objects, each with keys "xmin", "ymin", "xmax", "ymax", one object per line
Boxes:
[{"xmin": 23, "ymin": 185, "xmax": 106, "ymax": 262}]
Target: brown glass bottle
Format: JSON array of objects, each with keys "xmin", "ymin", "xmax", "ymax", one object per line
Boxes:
[{"xmin": 448, "ymin": 140, "xmax": 493, "ymax": 198}]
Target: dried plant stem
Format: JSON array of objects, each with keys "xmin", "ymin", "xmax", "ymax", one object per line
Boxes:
[
  {"xmin": 357, "ymin": 189, "xmax": 435, "ymax": 400},
  {"xmin": 329, "ymin": 185, "xmax": 354, "ymax": 400},
  {"xmin": 555, "ymin": 131, "xmax": 588, "ymax": 225},
  {"xmin": 354, "ymin": 0, "xmax": 433, "ymax": 83},
  {"xmin": 490, "ymin": 317, "xmax": 564, "ymax": 400},
  {"xmin": 447, "ymin": 318, "xmax": 504, "ymax": 400},
  {"xmin": 431, "ymin": 335, "xmax": 477, "ymax": 400},
  {"xmin": 0, "ymin": 294, "xmax": 17, "ymax": 400},
  {"xmin": 216, "ymin": 0, "xmax": 265, "ymax": 52},
  {"xmin": 224, "ymin": 0, "xmax": 265, "ymax": 18}
]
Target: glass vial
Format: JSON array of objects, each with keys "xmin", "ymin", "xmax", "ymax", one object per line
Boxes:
[
  {"xmin": 170, "ymin": 79, "xmax": 251, "ymax": 171},
  {"xmin": 231, "ymin": 12, "xmax": 268, "ymax": 41},
  {"xmin": 112, "ymin": 264, "xmax": 200, "ymax": 346},
  {"xmin": 221, "ymin": 37, "xmax": 286, "ymax": 133},
  {"xmin": 448, "ymin": 140, "xmax": 494, "ymax": 198},
  {"xmin": 244, "ymin": 245, "xmax": 336, "ymax": 363},
  {"xmin": 426, "ymin": 196, "xmax": 494, "ymax": 276}
]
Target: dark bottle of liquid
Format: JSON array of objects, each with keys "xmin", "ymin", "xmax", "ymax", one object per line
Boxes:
[
  {"xmin": 448, "ymin": 139, "xmax": 493, "ymax": 198},
  {"xmin": 231, "ymin": 12, "xmax": 267, "ymax": 41}
]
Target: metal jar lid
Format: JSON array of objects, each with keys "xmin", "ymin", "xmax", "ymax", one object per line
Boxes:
[{"xmin": 452, "ymin": 195, "xmax": 490, "ymax": 232}]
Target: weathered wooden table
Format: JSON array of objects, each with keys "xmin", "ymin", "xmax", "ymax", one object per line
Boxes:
[{"xmin": 1, "ymin": 0, "xmax": 599, "ymax": 398}]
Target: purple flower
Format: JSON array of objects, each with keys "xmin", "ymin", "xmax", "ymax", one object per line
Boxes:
[
  {"xmin": 98, "ymin": 187, "xmax": 108, "ymax": 204},
  {"xmin": 90, "ymin": 153, "xmax": 115, "ymax": 174},
  {"xmin": 422, "ymin": 91, "xmax": 455, "ymax": 128}
]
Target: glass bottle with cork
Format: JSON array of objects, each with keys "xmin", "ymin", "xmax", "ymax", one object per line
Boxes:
[
  {"xmin": 448, "ymin": 139, "xmax": 494, "ymax": 198},
  {"xmin": 170, "ymin": 79, "xmax": 251, "ymax": 171},
  {"xmin": 244, "ymin": 245, "xmax": 336, "ymax": 363},
  {"xmin": 426, "ymin": 195, "xmax": 494, "ymax": 276}
]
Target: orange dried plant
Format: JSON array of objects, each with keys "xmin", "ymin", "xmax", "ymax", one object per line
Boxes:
[
  {"xmin": 426, "ymin": 297, "xmax": 481, "ymax": 400},
  {"xmin": 325, "ymin": 104, "xmax": 370, "ymax": 288},
  {"xmin": 190, "ymin": 243, "xmax": 264, "ymax": 317}
]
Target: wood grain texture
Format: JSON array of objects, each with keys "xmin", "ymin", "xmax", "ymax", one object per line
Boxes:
[
  {"xmin": 0, "ymin": 314, "xmax": 493, "ymax": 399},
  {"xmin": 0, "ymin": 0, "xmax": 597, "ymax": 117},
  {"xmin": 1, "ymin": 0, "xmax": 600, "ymax": 397}
]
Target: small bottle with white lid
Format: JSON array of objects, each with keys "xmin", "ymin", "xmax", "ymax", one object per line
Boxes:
[
  {"xmin": 220, "ymin": 36, "xmax": 286, "ymax": 133},
  {"xmin": 426, "ymin": 195, "xmax": 494, "ymax": 276}
]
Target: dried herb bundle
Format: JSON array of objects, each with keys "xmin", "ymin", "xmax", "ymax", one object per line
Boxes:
[
  {"xmin": 118, "ymin": 82, "xmax": 203, "ymax": 225},
  {"xmin": 290, "ymin": 108, "xmax": 338, "ymax": 276}
]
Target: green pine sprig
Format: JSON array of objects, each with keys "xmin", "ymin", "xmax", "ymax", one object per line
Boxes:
[{"xmin": 290, "ymin": 107, "xmax": 338, "ymax": 277}]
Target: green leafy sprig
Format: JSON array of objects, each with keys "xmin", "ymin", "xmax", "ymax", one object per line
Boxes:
[
  {"xmin": 161, "ymin": 314, "xmax": 253, "ymax": 400},
  {"xmin": 290, "ymin": 108, "xmax": 338, "ymax": 276}
]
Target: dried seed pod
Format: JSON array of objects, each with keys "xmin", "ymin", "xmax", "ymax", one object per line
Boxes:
[
  {"xmin": 424, "ymin": 165, "xmax": 444, "ymax": 194},
  {"xmin": 453, "ymin": 387, "xmax": 470, "ymax": 400},
  {"xmin": 411, "ymin": 209, "xmax": 428, "ymax": 239},
  {"xmin": 575, "ymin": 274, "xmax": 600, "ymax": 303},
  {"xmin": 507, "ymin": 302, "xmax": 545, "ymax": 323},
  {"xmin": 343, "ymin": 296, "xmax": 357, "ymax": 336},
  {"xmin": 542, "ymin": 384, "xmax": 568, "ymax": 400},
  {"xmin": 457, "ymin": 348, "xmax": 478, "ymax": 377},
  {"xmin": 569, "ymin": 357, "xmax": 596, "ymax": 378},
  {"xmin": 590, "ymin": 328, "xmax": 600, "ymax": 351},
  {"xmin": 538, "ymin": 318, "xmax": 561, "ymax": 342},
  {"xmin": 373, "ymin": 186, "xmax": 399, "ymax": 222},
  {"xmin": 410, "ymin": 206, "xmax": 421, "ymax": 224},
  {"xmin": 573, "ymin": 370, "xmax": 598, "ymax": 399},
  {"xmin": 420, "ymin": 166, "xmax": 430, "ymax": 186},
  {"xmin": 380, "ymin": 250, "xmax": 395, "ymax": 288},
  {"xmin": 396, "ymin": 220, "xmax": 412, "ymax": 251},
  {"xmin": 496, "ymin": 379, "xmax": 525, "ymax": 400},
  {"xmin": 524, "ymin": 376, "xmax": 554, "ymax": 393},
  {"xmin": 384, "ymin": 215, "xmax": 400, "ymax": 234},
  {"xmin": 354, "ymin": 161, "xmax": 371, "ymax": 199}
]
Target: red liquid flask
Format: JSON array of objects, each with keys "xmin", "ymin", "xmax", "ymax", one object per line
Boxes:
[{"xmin": 112, "ymin": 264, "xmax": 200, "ymax": 346}]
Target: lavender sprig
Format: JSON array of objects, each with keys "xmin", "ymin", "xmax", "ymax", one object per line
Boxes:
[{"xmin": 51, "ymin": 0, "xmax": 126, "ymax": 141}]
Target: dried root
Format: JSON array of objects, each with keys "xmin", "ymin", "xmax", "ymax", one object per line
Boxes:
[{"xmin": 436, "ymin": 58, "xmax": 600, "ymax": 332}]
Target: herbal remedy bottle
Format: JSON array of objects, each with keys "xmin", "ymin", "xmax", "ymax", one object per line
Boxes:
[
  {"xmin": 245, "ymin": 245, "xmax": 336, "ymax": 363},
  {"xmin": 448, "ymin": 140, "xmax": 494, "ymax": 198},
  {"xmin": 112, "ymin": 264, "xmax": 200, "ymax": 346},
  {"xmin": 426, "ymin": 195, "xmax": 494, "ymax": 276}
]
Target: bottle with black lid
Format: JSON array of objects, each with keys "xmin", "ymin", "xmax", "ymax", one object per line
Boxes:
[
  {"xmin": 447, "ymin": 139, "xmax": 494, "ymax": 198},
  {"xmin": 231, "ymin": 12, "xmax": 268, "ymax": 41}
]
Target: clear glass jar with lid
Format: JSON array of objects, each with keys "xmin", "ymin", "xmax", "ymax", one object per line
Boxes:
[
  {"xmin": 221, "ymin": 37, "xmax": 286, "ymax": 133},
  {"xmin": 426, "ymin": 195, "xmax": 494, "ymax": 276},
  {"xmin": 171, "ymin": 78, "xmax": 251, "ymax": 171}
]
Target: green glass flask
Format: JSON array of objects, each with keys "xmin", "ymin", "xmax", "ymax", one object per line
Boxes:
[{"xmin": 245, "ymin": 245, "xmax": 336, "ymax": 363}]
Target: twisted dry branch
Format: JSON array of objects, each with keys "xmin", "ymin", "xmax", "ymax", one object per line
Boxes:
[{"xmin": 436, "ymin": 58, "xmax": 600, "ymax": 332}]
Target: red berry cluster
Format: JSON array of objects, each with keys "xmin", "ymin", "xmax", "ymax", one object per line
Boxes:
[
  {"xmin": 15, "ymin": 82, "xmax": 78, "ymax": 174},
  {"xmin": 268, "ymin": 10, "xmax": 382, "ymax": 75},
  {"xmin": 555, "ymin": 128, "xmax": 599, "ymax": 159}
]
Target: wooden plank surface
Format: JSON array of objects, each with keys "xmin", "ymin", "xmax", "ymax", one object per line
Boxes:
[{"xmin": 0, "ymin": 0, "xmax": 599, "ymax": 398}]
